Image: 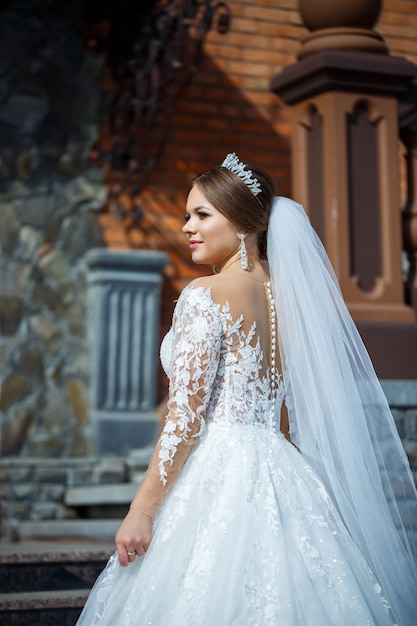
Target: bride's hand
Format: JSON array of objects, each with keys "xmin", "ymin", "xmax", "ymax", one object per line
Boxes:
[{"xmin": 115, "ymin": 508, "xmax": 153, "ymax": 567}]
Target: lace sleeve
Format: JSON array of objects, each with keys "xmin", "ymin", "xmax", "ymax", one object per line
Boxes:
[
  {"xmin": 158, "ymin": 287, "xmax": 222, "ymax": 483},
  {"xmin": 130, "ymin": 287, "xmax": 222, "ymax": 516}
]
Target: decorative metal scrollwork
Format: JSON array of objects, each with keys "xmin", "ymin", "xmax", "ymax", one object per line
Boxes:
[{"xmin": 88, "ymin": 0, "xmax": 230, "ymax": 226}]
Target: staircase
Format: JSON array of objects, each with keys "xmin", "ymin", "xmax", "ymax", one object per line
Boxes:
[{"xmin": 0, "ymin": 540, "xmax": 114, "ymax": 625}]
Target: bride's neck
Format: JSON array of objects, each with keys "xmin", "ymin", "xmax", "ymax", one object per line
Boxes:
[{"xmin": 217, "ymin": 254, "xmax": 268, "ymax": 281}]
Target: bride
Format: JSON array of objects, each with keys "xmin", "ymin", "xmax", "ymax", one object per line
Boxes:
[{"xmin": 77, "ymin": 153, "xmax": 417, "ymax": 625}]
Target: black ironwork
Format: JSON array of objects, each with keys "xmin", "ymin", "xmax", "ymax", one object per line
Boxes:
[{"xmin": 87, "ymin": 0, "xmax": 231, "ymax": 226}]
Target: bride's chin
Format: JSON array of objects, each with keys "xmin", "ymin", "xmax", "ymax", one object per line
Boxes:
[
  {"xmin": 191, "ymin": 251, "xmax": 215, "ymax": 266},
  {"xmin": 191, "ymin": 254, "xmax": 209, "ymax": 266}
]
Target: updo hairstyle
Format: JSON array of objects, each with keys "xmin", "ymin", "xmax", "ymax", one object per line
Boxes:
[{"xmin": 191, "ymin": 163, "xmax": 275, "ymax": 259}]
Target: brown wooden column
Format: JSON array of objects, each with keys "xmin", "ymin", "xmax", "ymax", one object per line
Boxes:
[{"xmin": 271, "ymin": 1, "xmax": 417, "ymax": 378}]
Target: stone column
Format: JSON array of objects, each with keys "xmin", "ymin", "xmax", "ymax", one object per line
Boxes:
[
  {"xmin": 86, "ymin": 249, "xmax": 168, "ymax": 455},
  {"xmin": 271, "ymin": 0, "xmax": 417, "ymax": 378}
]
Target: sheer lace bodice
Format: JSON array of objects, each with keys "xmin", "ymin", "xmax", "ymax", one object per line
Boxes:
[
  {"xmin": 158, "ymin": 284, "xmax": 285, "ymax": 484},
  {"xmin": 132, "ymin": 279, "xmax": 285, "ymax": 512}
]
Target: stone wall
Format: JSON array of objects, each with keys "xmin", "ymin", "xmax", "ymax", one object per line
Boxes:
[
  {"xmin": 0, "ymin": 172, "xmax": 106, "ymax": 458},
  {"xmin": 0, "ymin": 456, "xmax": 129, "ymax": 541},
  {"xmin": 0, "ymin": 0, "xmax": 107, "ymax": 460}
]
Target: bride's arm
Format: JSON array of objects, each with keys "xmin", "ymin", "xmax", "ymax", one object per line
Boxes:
[{"xmin": 116, "ymin": 288, "xmax": 222, "ymax": 565}]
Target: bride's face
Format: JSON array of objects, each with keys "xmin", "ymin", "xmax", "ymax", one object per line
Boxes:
[{"xmin": 183, "ymin": 185, "xmax": 240, "ymax": 267}]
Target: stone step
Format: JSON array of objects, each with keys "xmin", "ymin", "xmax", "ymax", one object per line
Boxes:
[
  {"xmin": 0, "ymin": 540, "xmax": 114, "ymax": 624},
  {"xmin": 0, "ymin": 540, "xmax": 114, "ymax": 593},
  {"xmin": 0, "ymin": 589, "xmax": 88, "ymax": 626}
]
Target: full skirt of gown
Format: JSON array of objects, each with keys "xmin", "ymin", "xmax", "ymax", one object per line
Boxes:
[{"xmin": 77, "ymin": 422, "xmax": 396, "ymax": 625}]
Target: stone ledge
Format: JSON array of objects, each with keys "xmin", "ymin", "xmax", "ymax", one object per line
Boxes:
[
  {"xmin": 17, "ymin": 520, "xmax": 120, "ymax": 542},
  {"xmin": 0, "ymin": 589, "xmax": 88, "ymax": 611},
  {"xmin": 86, "ymin": 247, "xmax": 168, "ymax": 274},
  {"xmin": 271, "ymin": 49, "xmax": 417, "ymax": 105},
  {"xmin": 65, "ymin": 481, "xmax": 140, "ymax": 507},
  {"xmin": 0, "ymin": 540, "xmax": 114, "ymax": 564},
  {"xmin": 0, "ymin": 457, "xmax": 97, "ymax": 469},
  {"xmin": 381, "ymin": 381, "xmax": 417, "ymax": 407}
]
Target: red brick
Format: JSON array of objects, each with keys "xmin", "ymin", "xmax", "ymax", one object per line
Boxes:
[
  {"xmin": 97, "ymin": 0, "xmax": 417, "ymax": 397},
  {"xmin": 241, "ymin": 6, "xmax": 296, "ymax": 23},
  {"xmin": 383, "ymin": 0, "xmax": 417, "ymax": 13},
  {"xmin": 379, "ymin": 23, "xmax": 417, "ymax": 40},
  {"xmin": 241, "ymin": 47, "xmax": 289, "ymax": 65},
  {"xmin": 218, "ymin": 31, "xmax": 277, "ymax": 50},
  {"xmin": 384, "ymin": 37, "xmax": 417, "ymax": 55}
]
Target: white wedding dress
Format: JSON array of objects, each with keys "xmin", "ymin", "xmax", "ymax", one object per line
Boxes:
[{"xmin": 77, "ymin": 284, "xmax": 398, "ymax": 625}]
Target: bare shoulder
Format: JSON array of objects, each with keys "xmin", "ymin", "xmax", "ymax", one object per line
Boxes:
[
  {"xmin": 185, "ymin": 274, "xmax": 240, "ymax": 301},
  {"xmin": 186, "ymin": 275, "xmax": 215, "ymax": 290},
  {"xmin": 185, "ymin": 274, "xmax": 232, "ymax": 292},
  {"xmin": 188, "ymin": 273, "xmax": 247, "ymax": 304}
]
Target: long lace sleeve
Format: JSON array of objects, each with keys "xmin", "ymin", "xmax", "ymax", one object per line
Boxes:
[{"xmin": 130, "ymin": 287, "xmax": 222, "ymax": 517}]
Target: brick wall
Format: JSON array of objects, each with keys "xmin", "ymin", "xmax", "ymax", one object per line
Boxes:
[
  {"xmin": 98, "ymin": 0, "xmax": 417, "ymax": 401},
  {"xmin": 379, "ymin": 0, "xmax": 417, "ymax": 62}
]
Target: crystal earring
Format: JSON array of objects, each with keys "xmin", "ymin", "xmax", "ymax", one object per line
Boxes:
[{"xmin": 239, "ymin": 234, "xmax": 249, "ymax": 271}]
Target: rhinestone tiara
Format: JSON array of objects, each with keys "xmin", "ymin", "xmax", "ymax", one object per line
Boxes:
[{"xmin": 221, "ymin": 153, "xmax": 262, "ymax": 196}]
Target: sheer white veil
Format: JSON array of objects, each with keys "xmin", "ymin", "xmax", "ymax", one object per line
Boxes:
[{"xmin": 267, "ymin": 196, "xmax": 417, "ymax": 625}]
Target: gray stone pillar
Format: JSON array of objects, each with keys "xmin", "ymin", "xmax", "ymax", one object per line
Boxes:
[{"xmin": 86, "ymin": 249, "xmax": 168, "ymax": 455}]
